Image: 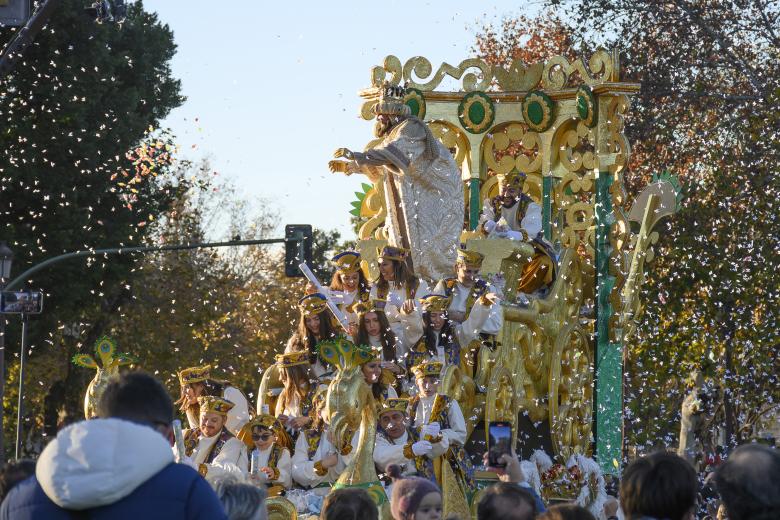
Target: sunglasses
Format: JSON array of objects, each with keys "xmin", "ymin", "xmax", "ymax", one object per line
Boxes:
[{"xmin": 252, "ymin": 432, "xmax": 273, "ymax": 441}]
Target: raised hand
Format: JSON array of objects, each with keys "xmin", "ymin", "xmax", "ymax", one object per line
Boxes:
[
  {"xmin": 333, "ymin": 148, "xmax": 354, "ymax": 160},
  {"xmin": 328, "ymin": 160, "xmax": 350, "ymax": 174}
]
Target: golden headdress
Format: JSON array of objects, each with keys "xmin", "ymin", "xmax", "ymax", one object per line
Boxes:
[
  {"xmin": 178, "ymin": 364, "xmax": 211, "ymax": 386},
  {"xmin": 411, "ymin": 360, "xmax": 443, "ymax": 379},
  {"xmin": 380, "ymin": 397, "xmax": 410, "ymax": 416},
  {"xmin": 198, "ymin": 395, "xmax": 234, "ymax": 416},
  {"xmin": 237, "ymin": 413, "xmax": 293, "ymax": 450},
  {"xmin": 298, "ymin": 293, "xmax": 328, "ymax": 317},
  {"xmin": 457, "ymin": 249, "xmax": 484, "ymax": 269},
  {"xmin": 498, "ymin": 170, "xmax": 525, "ymax": 190},
  {"xmin": 319, "ymin": 337, "xmax": 375, "ymax": 371},
  {"xmin": 419, "ymin": 294, "xmax": 450, "ymax": 313},
  {"xmin": 377, "ymin": 245, "xmax": 408, "ymax": 262},
  {"xmin": 275, "ymin": 351, "xmax": 310, "ymax": 368},
  {"xmin": 373, "ymin": 83, "xmax": 412, "ymax": 117},
  {"xmin": 353, "ymin": 298, "xmax": 389, "ymax": 315},
  {"xmin": 332, "ymin": 251, "xmax": 361, "ymax": 274}
]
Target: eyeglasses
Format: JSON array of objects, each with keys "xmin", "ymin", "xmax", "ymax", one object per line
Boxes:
[{"xmin": 252, "ymin": 433, "xmax": 273, "ymax": 441}]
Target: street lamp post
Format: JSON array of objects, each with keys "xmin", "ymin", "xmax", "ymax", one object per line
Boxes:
[{"xmin": 0, "ymin": 241, "xmax": 14, "ymax": 463}]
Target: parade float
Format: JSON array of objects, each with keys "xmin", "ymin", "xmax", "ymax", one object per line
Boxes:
[{"xmin": 259, "ymin": 49, "xmax": 680, "ymax": 519}]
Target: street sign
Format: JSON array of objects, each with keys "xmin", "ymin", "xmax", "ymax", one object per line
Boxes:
[
  {"xmin": 1, "ymin": 291, "xmax": 43, "ymax": 314},
  {"xmin": 0, "ymin": 0, "xmax": 30, "ymax": 27}
]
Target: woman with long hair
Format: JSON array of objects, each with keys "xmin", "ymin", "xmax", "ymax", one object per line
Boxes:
[
  {"xmin": 177, "ymin": 364, "xmax": 250, "ymax": 436},
  {"xmin": 358, "ymin": 346, "xmax": 398, "ymax": 403},
  {"xmin": 328, "ymin": 250, "xmax": 371, "ymax": 315},
  {"xmin": 407, "ymin": 293, "xmax": 498, "ymax": 369},
  {"xmin": 285, "ymin": 293, "xmax": 339, "ymax": 379},
  {"xmin": 370, "ymin": 246, "xmax": 429, "ymax": 344},
  {"xmin": 353, "ymin": 300, "xmax": 421, "ymax": 379},
  {"xmin": 274, "ymin": 352, "xmax": 318, "ymax": 434}
]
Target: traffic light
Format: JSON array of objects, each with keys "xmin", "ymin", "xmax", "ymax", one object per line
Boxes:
[{"xmin": 284, "ymin": 224, "xmax": 313, "ymax": 277}]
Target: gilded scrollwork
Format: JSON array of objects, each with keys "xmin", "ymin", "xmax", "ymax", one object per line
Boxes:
[
  {"xmin": 557, "ymin": 121, "xmax": 597, "ymax": 258},
  {"xmin": 368, "ymin": 50, "xmax": 617, "ymax": 94},
  {"xmin": 481, "ymin": 123, "xmax": 543, "ymax": 203}
]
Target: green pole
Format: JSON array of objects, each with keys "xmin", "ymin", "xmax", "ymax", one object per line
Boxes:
[
  {"xmin": 469, "ymin": 178, "xmax": 481, "ymax": 230},
  {"xmin": 594, "ymin": 169, "xmax": 623, "ymax": 475},
  {"xmin": 542, "ymin": 175, "xmax": 553, "ymax": 240}
]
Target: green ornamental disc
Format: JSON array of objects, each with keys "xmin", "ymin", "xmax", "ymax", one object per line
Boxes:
[
  {"xmin": 522, "ymin": 90, "xmax": 555, "ymax": 132},
  {"xmin": 576, "ymin": 85, "xmax": 597, "ymax": 128},
  {"xmin": 403, "ymin": 88, "xmax": 426, "ymax": 119},
  {"xmin": 458, "ymin": 91, "xmax": 495, "ymax": 134}
]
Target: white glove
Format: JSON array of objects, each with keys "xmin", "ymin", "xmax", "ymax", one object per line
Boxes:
[
  {"xmin": 421, "ymin": 422, "xmax": 440, "ymax": 438},
  {"xmin": 483, "ymin": 220, "xmax": 497, "ymax": 233},
  {"xmin": 387, "ymin": 292, "xmax": 404, "ymax": 308},
  {"xmin": 411, "ymin": 440, "xmax": 433, "ymax": 457}
]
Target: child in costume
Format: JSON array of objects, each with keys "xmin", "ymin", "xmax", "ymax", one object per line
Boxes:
[
  {"xmin": 177, "ymin": 364, "xmax": 250, "ymax": 436},
  {"xmin": 274, "ymin": 351, "xmax": 319, "ymax": 436},
  {"xmin": 237, "ymin": 414, "xmax": 292, "ymax": 495}
]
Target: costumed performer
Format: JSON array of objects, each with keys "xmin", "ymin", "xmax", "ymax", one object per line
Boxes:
[
  {"xmin": 408, "ymin": 293, "xmax": 498, "ymax": 369},
  {"xmin": 177, "ymin": 364, "xmax": 249, "ymax": 436},
  {"xmin": 237, "ymin": 414, "xmax": 292, "ymax": 495},
  {"xmin": 370, "ymin": 245, "xmax": 430, "ymax": 344},
  {"xmin": 328, "ymin": 83, "xmax": 464, "ymax": 281},
  {"xmin": 284, "ymin": 293, "xmax": 337, "ymax": 379},
  {"xmin": 182, "ymin": 396, "xmax": 248, "ymax": 482},
  {"xmin": 478, "ymin": 171, "xmax": 556, "ymax": 297},
  {"xmin": 274, "ymin": 351, "xmax": 319, "ymax": 436}
]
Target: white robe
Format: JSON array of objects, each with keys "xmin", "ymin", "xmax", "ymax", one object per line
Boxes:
[
  {"xmin": 370, "ymin": 280, "xmax": 429, "ymax": 350},
  {"xmin": 373, "ymin": 429, "xmax": 446, "ymax": 476},
  {"xmin": 480, "ymin": 200, "xmax": 543, "ymax": 240},
  {"xmin": 433, "ymin": 279, "xmax": 504, "ymax": 336},
  {"xmin": 191, "ymin": 431, "xmax": 248, "ymax": 482},
  {"xmin": 251, "ymin": 444, "xmax": 292, "ymax": 489},
  {"xmin": 413, "ymin": 395, "xmax": 467, "ymax": 447},
  {"xmin": 349, "ymin": 118, "xmax": 464, "ymax": 282},
  {"xmin": 291, "ymin": 428, "xmax": 358, "ymax": 492},
  {"xmin": 185, "ymin": 385, "xmax": 250, "ymax": 437}
]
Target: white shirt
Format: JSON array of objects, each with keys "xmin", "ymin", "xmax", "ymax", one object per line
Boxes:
[
  {"xmin": 251, "ymin": 444, "xmax": 292, "ymax": 489},
  {"xmin": 481, "ymin": 199, "xmax": 543, "ymax": 239},
  {"xmin": 291, "ymin": 428, "xmax": 358, "ymax": 490},
  {"xmin": 374, "ymin": 430, "xmax": 415, "ymax": 475},
  {"xmin": 413, "ymin": 395, "xmax": 467, "ymax": 447},
  {"xmin": 370, "ymin": 279, "xmax": 431, "ymax": 344},
  {"xmin": 433, "ymin": 279, "xmax": 504, "ymax": 335},
  {"xmin": 191, "ymin": 430, "xmax": 248, "ymax": 482}
]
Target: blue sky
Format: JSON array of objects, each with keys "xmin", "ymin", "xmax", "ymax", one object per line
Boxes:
[{"xmin": 143, "ymin": 1, "xmax": 542, "ymax": 239}]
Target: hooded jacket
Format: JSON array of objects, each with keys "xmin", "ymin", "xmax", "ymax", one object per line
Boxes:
[{"xmin": 0, "ymin": 418, "xmax": 227, "ymax": 520}]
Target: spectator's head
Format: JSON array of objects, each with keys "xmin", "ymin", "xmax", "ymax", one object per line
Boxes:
[
  {"xmin": 321, "ymin": 487, "xmax": 378, "ymax": 520},
  {"xmin": 714, "ymin": 443, "xmax": 780, "ymax": 520},
  {"xmin": 477, "ymin": 482, "xmax": 536, "ymax": 520},
  {"xmin": 97, "ymin": 371, "xmax": 173, "ymax": 438},
  {"xmin": 620, "ymin": 451, "xmax": 697, "ymax": 520},
  {"xmin": 214, "ymin": 475, "xmax": 267, "ymax": 520},
  {"xmin": 389, "ymin": 465, "xmax": 442, "ymax": 520},
  {"xmin": 0, "ymin": 459, "xmax": 35, "ymax": 502},
  {"xmin": 537, "ymin": 504, "xmax": 596, "ymax": 520}
]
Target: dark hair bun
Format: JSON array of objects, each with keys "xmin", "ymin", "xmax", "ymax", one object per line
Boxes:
[{"xmin": 386, "ymin": 464, "xmax": 403, "ymax": 480}]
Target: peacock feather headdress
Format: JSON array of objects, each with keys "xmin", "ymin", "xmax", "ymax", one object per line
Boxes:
[
  {"xmin": 318, "ymin": 338, "xmax": 375, "ymax": 372},
  {"xmin": 72, "ymin": 336, "xmax": 136, "ymax": 372}
]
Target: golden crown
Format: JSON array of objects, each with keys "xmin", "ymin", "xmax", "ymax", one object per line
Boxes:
[
  {"xmin": 353, "ymin": 298, "xmax": 388, "ymax": 315},
  {"xmin": 498, "ymin": 170, "xmax": 525, "ymax": 190},
  {"xmin": 374, "ymin": 82, "xmax": 411, "ymax": 117},
  {"xmin": 178, "ymin": 364, "xmax": 212, "ymax": 386},
  {"xmin": 380, "ymin": 398, "xmax": 410, "ymax": 416},
  {"xmin": 419, "ymin": 294, "xmax": 450, "ymax": 313},
  {"xmin": 248, "ymin": 413, "xmax": 279, "ymax": 431},
  {"xmin": 412, "ymin": 360, "xmax": 443, "ymax": 379},
  {"xmin": 298, "ymin": 293, "xmax": 329, "ymax": 317},
  {"xmin": 275, "ymin": 351, "xmax": 310, "ymax": 368},
  {"xmin": 332, "ymin": 251, "xmax": 361, "ymax": 274},
  {"xmin": 319, "ymin": 337, "xmax": 375, "ymax": 371},
  {"xmin": 198, "ymin": 395, "xmax": 234, "ymax": 416},
  {"xmin": 457, "ymin": 249, "xmax": 484, "ymax": 269},
  {"xmin": 377, "ymin": 245, "xmax": 408, "ymax": 262}
]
